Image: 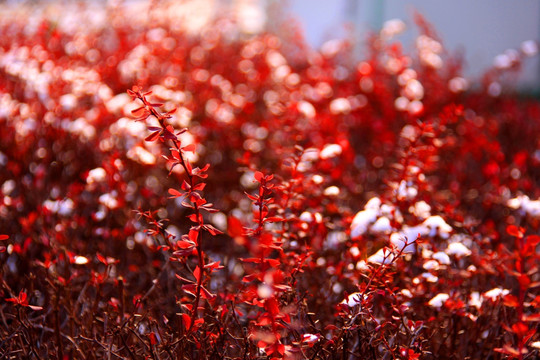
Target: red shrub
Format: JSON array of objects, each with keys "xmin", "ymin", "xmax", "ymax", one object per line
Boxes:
[{"xmin": 0, "ymin": 3, "xmax": 539, "ymax": 359}]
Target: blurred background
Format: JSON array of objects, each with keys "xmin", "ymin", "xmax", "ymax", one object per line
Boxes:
[
  {"xmin": 288, "ymin": 0, "xmax": 540, "ymax": 90},
  {"xmin": 2, "ymin": 0, "xmax": 539, "ymax": 90}
]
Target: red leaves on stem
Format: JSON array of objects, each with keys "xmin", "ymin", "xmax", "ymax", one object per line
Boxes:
[
  {"xmin": 6, "ymin": 290, "xmax": 43, "ymax": 311},
  {"xmin": 127, "ymin": 86, "xmax": 222, "ymax": 337}
]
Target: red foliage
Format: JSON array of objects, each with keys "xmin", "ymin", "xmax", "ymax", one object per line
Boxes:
[{"xmin": 0, "ymin": 3, "xmax": 539, "ymax": 359}]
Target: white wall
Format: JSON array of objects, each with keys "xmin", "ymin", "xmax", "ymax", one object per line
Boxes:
[
  {"xmin": 288, "ymin": 0, "xmax": 540, "ymax": 89},
  {"xmin": 287, "ymin": 0, "xmax": 350, "ymax": 46}
]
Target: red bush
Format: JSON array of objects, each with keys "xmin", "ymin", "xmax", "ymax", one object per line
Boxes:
[{"xmin": 0, "ymin": 3, "xmax": 539, "ymax": 359}]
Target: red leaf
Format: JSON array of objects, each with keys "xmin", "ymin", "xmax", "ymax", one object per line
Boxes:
[
  {"xmin": 148, "ymin": 332, "xmax": 158, "ymax": 345},
  {"xmin": 518, "ymin": 274, "xmax": 531, "ymax": 289},
  {"xmin": 181, "ymin": 313, "xmax": 191, "ymax": 329},
  {"xmin": 18, "ymin": 291, "xmax": 28, "ymax": 305},
  {"xmin": 182, "ymin": 284, "xmax": 196, "ymax": 296},
  {"xmin": 266, "ymin": 258, "xmax": 281, "ymax": 267},
  {"xmin": 176, "ymin": 240, "xmax": 195, "ymax": 249},
  {"xmin": 175, "ymin": 274, "xmax": 195, "ymax": 284},
  {"xmin": 0, "ymin": 235, "xmax": 9, "ymax": 241},
  {"xmin": 265, "ymin": 217, "xmax": 284, "ymax": 223},
  {"xmin": 163, "ymin": 129, "xmax": 177, "ymax": 140},
  {"xmin": 204, "ymin": 261, "xmax": 223, "ymax": 271},
  {"xmin": 506, "ymin": 225, "xmax": 524, "ymax": 238},
  {"xmin": 242, "ymin": 274, "xmax": 257, "ymax": 282},
  {"xmin": 193, "ymin": 266, "xmax": 201, "ymax": 282},
  {"xmin": 192, "ymin": 166, "xmax": 209, "ymax": 178},
  {"xmin": 188, "ymin": 214, "xmax": 202, "ymax": 223},
  {"xmin": 181, "ymin": 180, "xmax": 191, "ymax": 191},
  {"xmin": 131, "ymin": 106, "xmax": 145, "ymax": 115},
  {"xmin": 523, "ymin": 313, "xmax": 540, "ymax": 322},
  {"xmin": 203, "ymin": 224, "xmax": 223, "ymax": 236},
  {"xmin": 168, "ymin": 188, "xmax": 183, "ymax": 198},
  {"xmin": 228, "ymin": 216, "xmax": 244, "ymax": 238},
  {"xmin": 200, "ymin": 286, "xmax": 216, "ymax": 300},
  {"xmin": 525, "ymin": 235, "xmax": 540, "ymax": 253},
  {"xmin": 245, "ymin": 192, "xmax": 258, "ymax": 201},
  {"xmin": 193, "ymin": 183, "xmax": 206, "ymax": 191},
  {"xmin": 240, "ymin": 257, "xmax": 262, "ymax": 264},
  {"xmin": 511, "ymin": 322, "xmax": 529, "ymax": 337},
  {"xmin": 170, "ymin": 149, "xmax": 181, "ymax": 160},
  {"xmin": 181, "ymin": 200, "xmax": 194, "ymax": 209},
  {"xmin": 526, "ymin": 234, "xmax": 540, "ymax": 245},
  {"xmin": 188, "ymin": 228, "xmax": 199, "ymax": 244},
  {"xmin": 96, "ymin": 253, "xmax": 117, "ymax": 265},
  {"xmin": 145, "ymin": 131, "xmax": 161, "ymax": 142},
  {"xmin": 503, "ymin": 294, "xmax": 519, "ymax": 307},
  {"xmin": 256, "ymin": 317, "xmax": 272, "ymax": 326},
  {"xmin": 254, "ymin": 171, "xmax": 263, "ymax": 183},
  {"xmin": 265, "ymin": 297, "xmax": 280, "ymax": 315},
  {"xmin": 182, "ymin": 144, "xmax": 196, "ymax": 152}
]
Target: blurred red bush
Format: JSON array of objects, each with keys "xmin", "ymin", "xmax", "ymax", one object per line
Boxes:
[{"xmin": 0, "ymin": 3, "xmax": 539, "ymax": 359}]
